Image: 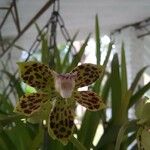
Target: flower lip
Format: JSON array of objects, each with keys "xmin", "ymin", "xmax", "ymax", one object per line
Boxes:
[{"xmin": 53, "ymin": 71, "xmax": 77, "ymax": 98}]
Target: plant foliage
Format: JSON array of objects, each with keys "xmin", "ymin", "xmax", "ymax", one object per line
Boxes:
[{"xmin": 0, "ymin": 15, "xmax": 149, "ymax": 150}]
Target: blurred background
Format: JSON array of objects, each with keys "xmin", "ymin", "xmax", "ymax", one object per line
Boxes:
[{"xmin": 0, "ymin": 0, "xmax": 150, "ymax": 150}]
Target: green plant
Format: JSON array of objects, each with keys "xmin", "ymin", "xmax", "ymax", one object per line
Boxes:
[{"xmin": 0, "ymin": 15, "xmax": 149, "ymax": 150}]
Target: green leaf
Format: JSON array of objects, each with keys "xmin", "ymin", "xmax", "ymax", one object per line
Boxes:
[
  {"xmin": 129, "ymin": 81, "xmax": 150, "ymax": 108},
  {"xmin": 126, "ymin": 132, "xmax": 136, "ymax": 147},
  {"xmin": 0, "ymin": 137, "xmax": 8, "ymax": 150},
  {"xmin": 2, "ymin": 71, "xmax": 24, "ymax": 97},
  {"xmin": 111, "ymin": 53, "xmax": 122, "ymax": 124},
  {"xmin": 96, "ymin": 125, "xmax": 120, "ymax": 149},
  {"xmin": 78, "ymin": 110, "xmax": 102, "ymax": 149},
  {"xmin": 0, "ymin": 114, "xmax": 23, "ymax": 126},
  {"xmin": 66, "ymin": 34, "xmax": 91, "ymax": 72},
  {"xmin": 115, "ymin": 123, "xmax": 127, "ymax": 150},
  {"xmin": 62, "ymin": 32, "xmax": 78, "ymax": 70},
  {"xmin": 70, "ymin": 136, "xmax": 86, "ymax": 150},
  {"xmin": 119, "ymin": 44, "xmax": 131, "ymax": 124},
  {"xmin": 115, "ymin": 120, "xmax": 137, "ymax": 150},
  {"xmin": 101, "ymin": 74, "xmax": 111, "ymax": 103},
  {"xmin": 30, "ymin": 126, "xmax": 44, "ymax": 150},
  {"xmin": 120, "ymin": 90, "xmax": 132, "ymax": 123},
  {"xmin": 4, "ymin": 120, "xmax": 33, "ymax": 150},
  {"xmin": 129, "ymin": 66, "xmax": 149, "ymax": 93},
  {"xmin": 35, "ymin": 23, "xmax": 50, "ymax": 65},
  {"xmin": 98, "ymin": 42, "xmax": 112, "ymax": 90},
  {"xmin": 0, "ymin": 93, "xmax": 14, "ymax": 112},
  {"xmin": 103, "ymin": 42, "xmax": 113, "ymax": 69},
  {"xmin": 0, "ymin": 131, "xmax": 17, "ymax": 150},
  {"xmin": 54, "ymin": 46, "xmax": 62, "ymax": 72},
  {"xmin": 48, "ymin": 135, "xmax": 64, "ymax": 150},
  {"xmin": 41, "ymin": 33, "xmax": 49, "ymax": 65},
  {"xmin": 95, "ymin": 14, "xmax": 101, "ymax": 65},
  {"xmin": 121, "ymin": 43, "xmax": 128, "ymax": 95}
]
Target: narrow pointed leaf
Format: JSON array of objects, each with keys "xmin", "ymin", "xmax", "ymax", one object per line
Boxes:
[
  {"xmin": 70, "ymin": 136, "xmax": 86, "ymax": 150},
  {"xmin": 96, "ymin": 125, "xmax": 119, "ymax": 149},
  {"xmin": 2, "ymin": 71, "xmax": 24, "ymax": 97},
  {"xmin": 115, "ymin": 120, "xmax": 137, "ymax": 150},
  {"xmin": 78, "ymin": 110, "xmax": 103, "ymax": 149},
  {"xmin": 62, "ymin": 32, "xmax": 78, "ymax": 68},
  {"xmin": 54, "ymin": 46, "xmax": 62, "ymax": 72},
  {"xmin": 101, "ymin": 74, "xmax": 111, "ymax": 103},
  {"xmin": 129, "ymin": 82, "xmax": 150, "ymax": 108},
  {"xmin": 95, "ymin": 14, "xmax": 101, "ymax": 65},
  {"xmin": 130, "ymin": 66, "xmax": 149, "ymax": 93},
  {"xmin": 121, "ymin": 43, "xmax": 128, "ymax": 94},
  {"xmin": 111, "ymin": 53, "xmax": 122, "ymax": 124},
  {"xmin": 35, "ymin": 23, "xmax": 50, "ymax": 65},
  {"xmin": 66, "ymin": 34, "xmax": 91, "ymax": 72},
  {"xmin": 0, "ymin": 131, "xmax": 17, "ymax": 150},
  {"xmin": 103, "ymin": 42, "xmax": 113, "ymax": 68},
  {"xmin": 30, "ymin": 127, "xmax": 44, "ymax": 150},
  {"xmin": 41, "ymin": 33, "xmax": 49, "ymax": 65}
]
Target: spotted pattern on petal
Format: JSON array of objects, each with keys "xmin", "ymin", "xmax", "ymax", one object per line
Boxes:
[
  {"xmin": 14, "ymin": 92, "xmax": 49, "ymax": 116},
  {"xmin": 48, "ymin": 99, "xmax": 74, "ymax": 145},
  {"xmin": 27, "ymin": 100, "xmax": 52, "ymax": 123},
  {"xmin": 137, "ymin": 125, "xmax": 150, "ymax": 150},
  {"xmin": 17, "ymin": 61, "xmax": 54, "ymax": 91},
  {"xmin": 73, "ymin": 91, "xmax": 105, "ymax": 111},
  {"xmin": 71, "ymin": 63, "xmax": 104, "ymax": 88}
]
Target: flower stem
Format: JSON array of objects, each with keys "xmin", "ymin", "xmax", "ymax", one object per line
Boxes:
[{"xmin": 70, "ymin": 136, "xmax": 86, "ymax": 150}]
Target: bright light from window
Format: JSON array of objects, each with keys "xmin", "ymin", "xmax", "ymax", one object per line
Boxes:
[
  {"xmin": 73, "ymin": 35, "xmax": 111, "ymax": 64},
  {"xmin": 101, "ymin": 35, "xmax": 110, "ymax": 45}
]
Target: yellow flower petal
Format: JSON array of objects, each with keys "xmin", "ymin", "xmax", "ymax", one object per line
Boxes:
[
  {"xmin": 137, "ymin": 126, "xmax": 150, "ymax": 150},
  {"xmin": 14, "ymin": 92, "xmax": 50, "ymax": 117},
  {"xmin": 71, "ymin": 63, "xmax": 104, "ymax": 88},
  {"xmin": 73, "ymin": 91, "xmax": 106, "ymax": 111},
  {"xmin": 17, "ymin": 61, "xmax": 55, "ymax": 93},
  {"xmin": 48, "ymin": 98, "xmax": 75, "ymax": 145}
]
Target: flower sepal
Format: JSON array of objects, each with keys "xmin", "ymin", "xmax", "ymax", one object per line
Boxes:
[{"xmin": 48, "ymin": 98, "xmax": 75, "ymax": 145}]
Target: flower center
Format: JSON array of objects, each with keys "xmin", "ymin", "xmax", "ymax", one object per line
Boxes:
[{"xmin": 52, "ymin": 71, "xmax": 77, "ymax": 98}]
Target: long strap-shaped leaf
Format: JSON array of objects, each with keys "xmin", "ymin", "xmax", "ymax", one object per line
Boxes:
[
  {"xmin": 95, "ymin": 14, "xmax": 101, "ymax": 65},
  {"xmin": 129, "ymin": 66, "xmax": 149, "ymax": 93},
  {"xmin": 111, "ymin": 53, "xmax": 122, "ymax": 124},
  {"xmin": 66, "ymin": 34, "xmax": 91, "ymax": 72},
  {"xmin": 62, "ymin": 32, "xmax": 78, "ymax": 71},
  {"xmin": 129, "ymin": 81, "xmax": 150, "ymax": 108},
  {"xmin": 115, "ymin": 120, "xmax": 137, "ymax": 150}
]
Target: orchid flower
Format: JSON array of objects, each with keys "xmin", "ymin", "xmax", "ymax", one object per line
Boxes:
[{"xmin": 14, "ymin": 61, "xmax": 105, "ymax": 144}]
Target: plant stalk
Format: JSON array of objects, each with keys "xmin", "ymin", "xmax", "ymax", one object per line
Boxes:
[{"xmin": 70, "ymin": 136, "xmax": 86, "ymax": 150}]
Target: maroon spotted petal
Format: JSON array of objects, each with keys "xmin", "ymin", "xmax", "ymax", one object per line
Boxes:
[
  {"xmin": 14, "ymin": 92, "xmax": 50, "ymax": 116},
  {"xmin": 17, "ymin": 61, "xmax": 54, "ymax": 91},
  {"xmin": 71, "ymin": 63, "xmax": 104, "ymax": 88},
  {"xmin": 73, "ymin": 91, "xmax": 106, "ymax": 111},
  {"xmin": 48, "ymin": 99, "xmax": 75, "ymax": 145}
]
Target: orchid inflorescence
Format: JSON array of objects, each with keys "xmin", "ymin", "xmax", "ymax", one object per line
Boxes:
[{"xmin": 14, "ymin": 61, "xmax": 106, "ymax": 144}]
